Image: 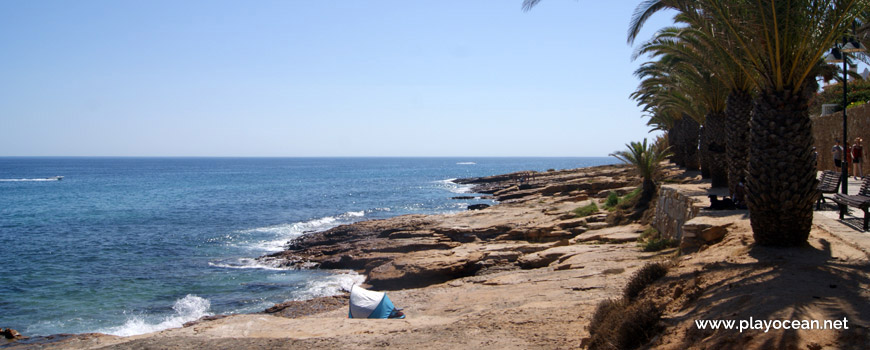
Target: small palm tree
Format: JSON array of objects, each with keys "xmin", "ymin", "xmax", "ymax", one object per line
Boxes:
[{"xmin": 610, "ymin": 138, "xmax": 672, "ymax": 207}]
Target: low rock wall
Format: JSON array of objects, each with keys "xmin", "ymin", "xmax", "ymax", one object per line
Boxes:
[{"xmin": 653, "ymin": 186, "xmax": 701, "ymax": 242}]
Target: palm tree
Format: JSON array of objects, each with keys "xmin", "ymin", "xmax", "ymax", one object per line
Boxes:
[
  {"xmin": 631, "ymin": 12, "xmax": 755, "ymax": 193},
  {"xmin": 526, "ymin": 0, "xmax": 867, "ymax": 245},
  {"xmin": 610, "ymin": 138, "xmax": 672, "ymax": 207},
  {"xmin": 632, "ymin": 29, "xmax": 729, "ymax": 186},
  {"xmin": 677, "ymin": 113, "xmax": 700, "ymax": 170},
  {"xmin": 627, "ymin": 0, "xmax": 868, "ymax": 246},
  {"xmin": 644, "ymin": 109, "xmax": 681, "ymax": 163},
  {"xmin": 631, "ymin": 55, "xmax": 706, "ymax": 172}
]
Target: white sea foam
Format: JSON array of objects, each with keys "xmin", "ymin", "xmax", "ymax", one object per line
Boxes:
[
  {"xmin": 293, "ymin": 271, "xmax": 366, "ymax": 301},
  {"xmin": 239, "ymin": 210, "xmax": 379, "ymax": 253},
  {"xmin": 208, "ymin": 257, "xmax": 288, "ymax": 270},
  {"xmin": 456, "ymin": 162, "xmax": 476, "ymax": 165},
  {"xmin": 435, "ymin": 178, "xmax": 475, "ymax": 194},
  {"xmin": 100, "ymin": 295, "xmax": 212, "ymax": 337}
]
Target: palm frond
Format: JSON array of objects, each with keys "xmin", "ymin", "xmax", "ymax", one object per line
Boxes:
[
  {"xmin": 610, "ymin": 138, "xmax": 672, "ymax": 182},
  {"xmin": 521, "ymin": 0, "xmax": 543, "ymax": 12}
]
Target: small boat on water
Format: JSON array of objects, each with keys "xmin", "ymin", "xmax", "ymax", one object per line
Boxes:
[{"xmin": 0, "ymin": 176, "xmax": 63, "ymax": 182}]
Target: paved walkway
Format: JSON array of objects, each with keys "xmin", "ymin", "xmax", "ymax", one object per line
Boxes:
[{"xmin": 814, "ymin": 175, "xmax": 870, "ymax": 256}]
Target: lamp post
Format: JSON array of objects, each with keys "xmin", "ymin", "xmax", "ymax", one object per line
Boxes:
[{"xmin": 827, "ymin": 34, "xmax": 866, "ymax": 194}]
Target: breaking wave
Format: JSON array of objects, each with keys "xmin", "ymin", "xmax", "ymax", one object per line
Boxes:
[
  {"xmin": 208, "ymin": 257, "xmax": 288, "ymax": 270},
  {"xmin": 98, "ymin": 295, "xmax": 212, "ymax": 337},
  {"xmin": 435, "ymin": 178, "xmax": 475, "ymax": 194},
  {"xmin": 293, "ymin": 272, "xmax": 366, "ymax": 301},
  {"xmin": 238, "ymin": 209, "xmax": 387, "ymax": 253}
]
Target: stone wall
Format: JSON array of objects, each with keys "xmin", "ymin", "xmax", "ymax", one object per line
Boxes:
[
  {"xmin": 652, "ymin": 185, "xmax": 701, "ymax": 241},
  {"xmin": 653, "ymin": 185, "xmax": 740, "ymax": 253},
  {"xmin": 812, "ymin": 103, "xmax": 870, "ymax": 173}
]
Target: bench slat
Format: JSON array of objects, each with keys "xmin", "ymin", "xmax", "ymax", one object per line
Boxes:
[{"xmin": 817, "ymin": 171, "xmax": 842, "ymax": 195}]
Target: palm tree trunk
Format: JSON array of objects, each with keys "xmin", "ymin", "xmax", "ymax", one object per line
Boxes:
[
  {"xmin": 726, "ymin": 90, "xmax": 752, "ymax": 194},
  {"xmin": 699, "ymin": 125, "xmax": 711, "ymax": 178},
  {"xmin": 704, "ymin": 112, "xmax": 728, "ymax": 187},
  {"xmin": 639, "ymin": 177, "xmax": 656, "ymax": 208},
  {"xmin": 670, "ymin": 119, "xmax": 685, "ymax": 167},
  {"xmin": 683, "ymin": 116, "xmax": 700, "ymax": 171},
  {"xmin": 705, "ymin": 112, "xmax": 729, "ymax": 188},
  {"xmin": 666, "ymin": 131, "xmax": 683, "ymax": 166},
  {"xmin": 747, "ymin": 89, "xmax": 817, "ymax": 246}
]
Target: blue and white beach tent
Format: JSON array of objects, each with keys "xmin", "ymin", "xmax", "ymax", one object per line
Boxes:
[{"xmin": 348, "ymin": 285, "xmax": 405, "ymax": 319}]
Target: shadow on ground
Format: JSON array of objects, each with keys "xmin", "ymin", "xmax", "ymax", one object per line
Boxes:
[{"xmin": 657, "ymin": 237, "xmax": 870, "ymax": 349}]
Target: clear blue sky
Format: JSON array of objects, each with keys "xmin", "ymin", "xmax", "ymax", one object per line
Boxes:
[{"xmin": 0, "ymin": 1, "xmax": 673, "ymax": 157}]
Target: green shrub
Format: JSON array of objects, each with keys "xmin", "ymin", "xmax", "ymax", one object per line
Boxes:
[
  {"xmin": 810, "ymin": 79, "xmax": 870, "ymax": 115},
  {"xmin": 617, "ymin": 188, "xmax": 642, "ymax": 210},
  {"xmin": 849, "ymin": 100, "xmax": 867, "ymax": 109},
  {"xmin": 623, "ymin": 262, "xmax": 669, "ymax": 301},
  {"xmin": 638, "ymin": 226, "xmax": 676, "ymax": 252},
  {"xmin": 604, "ymin": 188, "xmax": 643, "ymax": 211},
  {"xmin": 639, "ymin": 227, "xmax": 658, "ymax": 241},
  {"xmin": 604, "ymin": 191, "xmax": 620, "ymax": 209},
  {"xmin": 572, "ymin": 202, "xmax": 599, "ymax": 217},
  {"xmin": 642, "ymin": 238, "xmax": 678, "ymax": 252}
]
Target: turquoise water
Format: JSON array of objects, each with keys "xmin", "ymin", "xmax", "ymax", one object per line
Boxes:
[{"xmin": 0, "ymin": 157, "xmax": 617, "ymax": 336}]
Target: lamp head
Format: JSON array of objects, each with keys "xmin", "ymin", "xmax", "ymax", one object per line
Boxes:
[
  {"xmin": 826, "ymin": 48, "xmax": 844, "ymax": 63},
  {"xmin": 842, "ymin": 38, "xmax": 867, "ymax": 53}
]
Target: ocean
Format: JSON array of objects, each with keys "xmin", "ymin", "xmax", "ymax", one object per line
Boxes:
[{"xmin": 0, "ymin": 157, "xmax": 617, "ymax": 336}]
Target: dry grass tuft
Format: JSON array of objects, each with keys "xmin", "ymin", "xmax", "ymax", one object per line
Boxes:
[
  {"xmin": 585, "ymin": 262, "xmax": 669, "ymax": 349},
  {"xmin": 623, "ymin": 262, "xmax": 669, "ymax": 301},
  {"xmin": 587, "ymin": 300, "xmax": 662, "ymax": 350}
]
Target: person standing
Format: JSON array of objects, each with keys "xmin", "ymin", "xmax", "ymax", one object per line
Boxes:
[
  {"xmin": 833, "ymin": 140, "xmax": 844, "ymax": 171},
  {"xmin": 846, "ymin": 143, "xmax": 853, "ymax": 176},
  {"xmin": 853, "ymin": 137, "xmax": 864, "ymax": 179}
]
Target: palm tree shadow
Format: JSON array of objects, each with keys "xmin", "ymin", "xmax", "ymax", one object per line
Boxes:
[{"xmin": 666, "ymin": 239, "xmax": 870, "ymax": 349}]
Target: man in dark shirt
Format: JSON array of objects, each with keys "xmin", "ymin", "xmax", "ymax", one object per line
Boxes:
[{"xmin": 832, "ymin": 140, "xmax": 844, "ymax": 170}]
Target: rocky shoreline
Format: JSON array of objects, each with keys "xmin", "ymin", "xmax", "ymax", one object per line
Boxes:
[
  {"xmin": 3, "ymin": 163, "xmax": 649, "ymax": 349},
  {"xmin": 259, "ymin": 164, "xmax": 637, "ymax": 290}
]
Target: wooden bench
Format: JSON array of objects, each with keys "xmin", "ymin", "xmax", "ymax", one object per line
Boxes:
[
  {"xmin": 832, "ymin": 177, "xmax": 870, "ymax": 230},
  {"xmin": 817, "ymin": 171, "xmax": 842, "ymax": 209}
]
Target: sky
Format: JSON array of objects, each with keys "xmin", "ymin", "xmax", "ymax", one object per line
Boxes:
[{"xmin": 0, "ymin": 1, "xmax": 675, "ymax": 157}]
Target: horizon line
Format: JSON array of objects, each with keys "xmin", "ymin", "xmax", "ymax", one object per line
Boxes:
[{"xmin": 0, "ymin": 155, "xmax": 616, "ymax": 159}]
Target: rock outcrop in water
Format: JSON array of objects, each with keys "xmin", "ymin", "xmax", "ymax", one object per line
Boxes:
[
  {"xmin": 262, "ymin": 164, "xmax": 637, "ymax": 290},
  {"xmin": 1, "ymin": 328, "xmax": 24, "ymax": 340}
]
